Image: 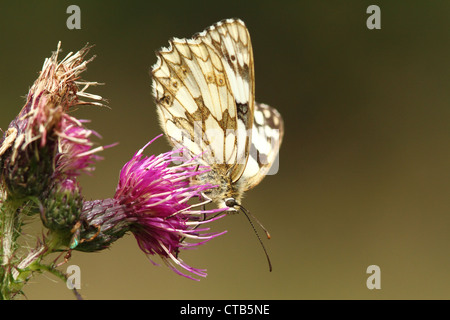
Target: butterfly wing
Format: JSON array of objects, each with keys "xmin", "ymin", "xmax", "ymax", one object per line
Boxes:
[
  {"xmin": 240, "ymin": 102, "xmax": 284, "ymax": 191},
  {"xmin": 152, "ymin": 18, "xmax": 254, "ymax": 182}
]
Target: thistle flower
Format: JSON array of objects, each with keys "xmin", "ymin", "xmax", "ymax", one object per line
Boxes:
[
  {"xmin": 0, "ymin": 42, "xmax": 104, "ymax": 200},
  {"xmin": 75, "ymin": 136, "xmax": 227, "ymax": 280},
  {"xmin": 0, "ymin": 43, "xmax": 110, "ymax": 299},
  {"xmin": 0, "ymin": 42, "xmax": 109, "ymax": 257}
]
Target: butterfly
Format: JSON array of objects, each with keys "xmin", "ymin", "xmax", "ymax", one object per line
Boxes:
[{"xmin": 151, "ymin": 18, "xmax": 284, "ymax": 269}]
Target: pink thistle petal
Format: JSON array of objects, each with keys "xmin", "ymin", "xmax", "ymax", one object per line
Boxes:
[
  {"xmin": 114, "ymin": 135, "xmax": 227, "ymax": 280},
  {"xmin": 54, "ymin": 115, "xmax": 116, "ymax": 179}
]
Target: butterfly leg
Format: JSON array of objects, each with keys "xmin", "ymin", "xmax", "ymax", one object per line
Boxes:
[{"xmin": 164, "ymin": 195, "xmax": 212, "ymax": 219}]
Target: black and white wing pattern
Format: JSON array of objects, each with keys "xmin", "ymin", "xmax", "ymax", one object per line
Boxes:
[
  {"xmin": 152, "ymin": 18, "xmax": 254, "ymax": 184},
  {"xmin": 241, "ymin": 102, "xmax": 284, "ymax": 191},
  {"xmin": 152, "ymin": 18, "xmax": 283, "ymax": 209}
]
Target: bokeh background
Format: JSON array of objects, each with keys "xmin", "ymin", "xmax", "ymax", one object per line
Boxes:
[{"xmin": 1, "ymin": 1, "xmax": 450, "ymax": 299}]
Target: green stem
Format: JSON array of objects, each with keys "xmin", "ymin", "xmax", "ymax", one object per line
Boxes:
[
  {"xmin": 0, "ymin": 197, "xmax": 24, "ymax": 299},
  {"xmin": 1, "ymin": 195, "xmax": 80, "ymax": 299},
  {"xmin": 33, "ymin": 262, "xmax": 83, "ymax": 300}
]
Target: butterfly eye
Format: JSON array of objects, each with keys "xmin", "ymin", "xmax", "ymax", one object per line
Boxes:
[{"xmin": 225, "ymin": 198, "xmax": 237, "ymax": 207}]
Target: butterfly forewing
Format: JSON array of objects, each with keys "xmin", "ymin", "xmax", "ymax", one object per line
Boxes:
[{"xmin": 152, "ymin": 19, "xmax": 254, "ymax": 182}]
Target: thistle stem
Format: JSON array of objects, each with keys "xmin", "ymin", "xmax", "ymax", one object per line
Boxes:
[{"xmin": 0, "ymin": 197, "xmax": 24, "ymax": 299}]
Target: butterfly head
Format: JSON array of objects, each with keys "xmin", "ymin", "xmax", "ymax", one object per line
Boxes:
[{"xmin": 224, "ymin": 197, "xmax": 240, "ymax": 212}]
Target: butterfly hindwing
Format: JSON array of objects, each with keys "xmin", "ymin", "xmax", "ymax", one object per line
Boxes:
[{"xmin": 241, "ymin": 102, "xmax": 284, "ymax": 191}]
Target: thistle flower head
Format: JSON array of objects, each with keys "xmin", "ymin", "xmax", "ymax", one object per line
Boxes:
[
  {"xmin": 75, "ymin": 136, "xmax": 227, "ymax": 280},
  {"xmin": 0, "ymin": 42, "xmax": 105, "ymax": 199},
  {"xmin": 116, "ymin": 136, "xmax": 227, "ymax": 279}
]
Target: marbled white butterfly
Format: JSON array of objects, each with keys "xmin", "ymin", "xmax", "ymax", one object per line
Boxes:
[{"xmin": 152, "ymin": 18, "xmax": 284, "ymax": 270}]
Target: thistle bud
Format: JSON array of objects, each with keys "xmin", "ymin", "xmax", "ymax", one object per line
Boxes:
[{"xmin": 41, "ymin": 179, "xmax": 83, "ymax": 247}]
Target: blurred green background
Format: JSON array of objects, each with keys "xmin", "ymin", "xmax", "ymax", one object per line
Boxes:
[{"xmin": 1, "ymin": 0, "xmax": 450, "ymax": 299}]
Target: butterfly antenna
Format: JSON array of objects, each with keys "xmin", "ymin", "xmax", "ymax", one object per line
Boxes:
[
  {"xmin": 237, "ymin": 204, "xmax": 272, "ymax": 272},
  {"xmin": 243, "ymin": 207, "xmax": 271, "ymax": 240}
]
